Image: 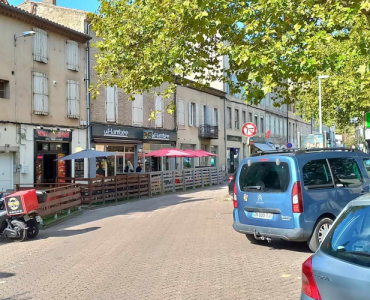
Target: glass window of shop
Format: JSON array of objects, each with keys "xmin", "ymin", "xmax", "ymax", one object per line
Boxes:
[
  {"xmin": 143, "ymin": 143, "xmax": 172, "ymax": 172},
  {"xmin": 211, "ymin": 146, "xmax": 218, "ymax": 166},
  {"xmin": 181, "ymin": 144, "xmax": 195, "ymax": 169},
  {"xmin": 94, "ymin": 145, "xmax": 136, "ymax": 176}
]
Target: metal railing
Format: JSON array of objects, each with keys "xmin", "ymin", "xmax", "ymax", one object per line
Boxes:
[{"xmin": 199, "ymin": 124, "xmax": 219, "ymax": 139}]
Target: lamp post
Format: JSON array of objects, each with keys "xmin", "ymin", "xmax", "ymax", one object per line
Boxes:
[
  {"xmin": 14, "ymin": 31, "xmax": 36, "ymax": 46},
  {"xmin": 318, "ymin": 75, "xmax": 330, "ymax": 134}
]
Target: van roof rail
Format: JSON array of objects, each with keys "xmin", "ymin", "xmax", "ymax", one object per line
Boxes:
[{"xmin": 251, "ymin": 147, "xmax": 357, "ymax": 157}]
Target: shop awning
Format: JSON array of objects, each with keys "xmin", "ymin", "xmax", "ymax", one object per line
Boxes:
[
  {"xmin": 56, "ymin": 149, "xmax": 117, "ymax": 161},
  {"xmin": 254, "ymin": 143, "xmax": 275, "ymax": 151}
]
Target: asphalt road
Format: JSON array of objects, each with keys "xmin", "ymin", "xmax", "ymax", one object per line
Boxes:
[{"xmin": 0, "ymin": 186, "xmax": 310, "ymax": 300}]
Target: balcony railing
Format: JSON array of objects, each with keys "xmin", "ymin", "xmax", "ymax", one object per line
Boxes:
[{"xmin": 199, "ymin": 124, "xmax": 219, "ymax": 139}]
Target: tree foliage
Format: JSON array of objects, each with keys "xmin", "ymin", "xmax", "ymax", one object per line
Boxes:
[{"xmin": 90, "ymin": 0, "xmax": 370, "ymax": 124}]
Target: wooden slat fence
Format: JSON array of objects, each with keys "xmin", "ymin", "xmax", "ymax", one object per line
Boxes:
[{"xmin": 15, "ymin": 184, "xmax": 81, "ymax": 218}]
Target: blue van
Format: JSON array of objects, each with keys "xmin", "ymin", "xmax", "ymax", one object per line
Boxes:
[{"xmin": 232, "ymin": 148, "xmax": 370, "ymax": 252}]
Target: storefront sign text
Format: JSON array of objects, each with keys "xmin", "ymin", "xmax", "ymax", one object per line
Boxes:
[
  {"xmin": 103, "ymin": 128, "xmax": 129, "ymax": 138},
  {"xmin": 35, "ymin": 130, "xmax": 72, "ymax": 141},
  {"xmin": 144, "ymin": 130, "xmax": 170, "ymax": 140}
]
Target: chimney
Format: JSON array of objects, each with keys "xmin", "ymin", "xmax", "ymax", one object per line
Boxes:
[{"xmin": 43, "ymin": 0, "xmax": 57, "ymax": 5}]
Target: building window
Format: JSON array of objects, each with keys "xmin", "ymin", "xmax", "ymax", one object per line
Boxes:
[
  {"xmin": 260, "ymin": 116, "xmax": 264, "ymax": 134},
  {"xmin": 67, "ymin": 80, "xmax": 80, "ymax": 119},
  {"xmin": 293, "ymin": 123, "xmax": 296, "ymax": 141},
  {"xmin": 132, "ymin": 94, "xmax": 143, "ymax": 126},
  {"xmin": 0, "ymin": 80, "xmax": 9, "ymax": 99},
  {"xmin": 271, "ymin": 115, "xmax": 275, "ymax": 136},
  {"xmin": 249, "ymin": 112, "xmax": 253, "ymax": 122},
  {"xmin": 235, "ymin": 109, "xmax": 240, "ymax": 129},
  {"xmin": 33, "ymin": 28, "xmax": 48, "ymax": 63},
  {"xmin": 266, "ymin": 114, "xmax": 270, "ymax": 132},
  {"xmin": 178, "ymin": 100, "xmax": 185, "ymax": 126},
  {"xmin": 242, "ymin": 110, "xmax": 246, "ymax": 124},
  {"xmin": 227, "ymin": 107, "xmax": 232, "ymax": 129},
  {"xmin": 214, "ymin": 108, "xmax": 219, "ymax": 126},
  {"xmin": 254, "ymin": 115, "xmax": 258, "ymax": 129},
  {"xmin": 289, "ymin": 122, "xmax": 292, "ymax": 140},
  {"xmin": 189, "ymin": 102, "xmax": 197, "ymax": 126},
  {"xmin": 106, "ymin": 85, "xmax": 117, "ymax": 122},
  {"xmin": 66, "ymin": 40, "xmax": 79, "ymax": 71},
  {"xmin": 33, "ymin": 72, "xmax": 48, "ymax": 115}
]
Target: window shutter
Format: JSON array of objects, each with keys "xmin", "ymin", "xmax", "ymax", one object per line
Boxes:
[
  {"xmin": 132, "ymin": 94, "xmax": 143, "ymax": 126},
  {"xmin": 67, "ymin": 80, "xmax": 79, "ymax": 118},
  {"xmin": 33, "ymin": 72, "xmax": 48, "ymax": 115},
  {"xmin": 195, "ymin": 104, "xmax": 200, "ymax": 127},
  {"xmin": 33, "ymin": 28, "xmax": 48, "ymax": 63},
  {"xmin": 205, "ymin": 105, "xmax": 212, "ymax": 125},
  {"xmin": 200, "ymin": 105, "xmax": 205, "ymax": 126},
  {"xmin": 155, "ymin": 96, "xmax": 163, "ymax": 128},
  {"xmin": 178, "ymin": 100, "xmax": 185, "ymax": 126},
  {"xmin": 67, "ymin": 40, "xmax": 79, "ymax": 71},
  {"xmin": 217, "ymin": 109, "xmax": 220, "ymax": 128},
  {"xmin": 106, "ymin": 86, "xmax": 116, "ymax": 122},
  {"xmin": 188, "ymin": 102, "xmax": 192, "ymax": 126}
]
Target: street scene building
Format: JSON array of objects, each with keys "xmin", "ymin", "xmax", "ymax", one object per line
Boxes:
[{"xmin": 0, "ymin": 2, "xmax": 90, "ymax": 191}]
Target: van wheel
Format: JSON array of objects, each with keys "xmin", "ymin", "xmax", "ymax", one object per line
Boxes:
[
  {"xmin": 245, "ymin": 234, "xmax": 266, "ymax": 244},
  {"xmin": 308, "ymin": 217, "xmax": 333, "ymax": 252}
]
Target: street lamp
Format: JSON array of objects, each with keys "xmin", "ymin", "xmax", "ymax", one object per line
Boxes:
[
  {"xmin": 318, "ymin": 75, "xmax": 330, "ymax": 134},
  {"xmin": 14, "ymin": 31, "xmax": 36, "ymax": 46}
]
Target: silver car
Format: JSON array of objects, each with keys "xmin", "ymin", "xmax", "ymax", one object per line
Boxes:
[{"xmin": 300, "ymin": 196, "xmax": 370, "ymax": 300}]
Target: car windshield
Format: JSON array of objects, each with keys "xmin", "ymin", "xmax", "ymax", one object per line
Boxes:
[
  {"xmin": 239, "ymin": 162, "xmax": 290, "ymax": 193},
  {"xmin": 322, "ymin": 205, "xmax": 370, "ymax": 268}
]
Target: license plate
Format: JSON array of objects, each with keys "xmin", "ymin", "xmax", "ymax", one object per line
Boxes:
[
  {"xmin": 36, "ymin": 216, "xmax": 43, "ymax": 223},
  {"xmin": 253, "ymin": 212, "xmax": 273, "ymax": 220}
]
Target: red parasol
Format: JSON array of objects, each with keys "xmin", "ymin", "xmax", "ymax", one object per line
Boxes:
[
  {"xmin": 146, "ymin": 148, "xmax": 194, "ymax": 157},
  {"xmin": 194, "ymin": 149, "xmax": 217, "ymax": 157}
]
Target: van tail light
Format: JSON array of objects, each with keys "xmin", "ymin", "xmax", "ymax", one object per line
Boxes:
[
  {"xmin": 233, "ymin": 183, "xmax": 238, "ymax": 208},
  {"xmin": 292, "ymin": 181, "xmax": 303, "ymax": 213},
  {"xmin": 302, "ymin": 256, "xmax": 322, "ymax": 300},
  {"xmin": 229, "ymin": 175, "xmax": 234, "ymax": 184}
]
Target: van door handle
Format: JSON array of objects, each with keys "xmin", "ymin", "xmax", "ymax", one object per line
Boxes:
[{"xmin": 360, "ymin": 190, "xmax": 366, "ymax": 195}]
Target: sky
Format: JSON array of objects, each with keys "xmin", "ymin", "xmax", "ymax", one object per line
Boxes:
[{"xmin": 8, "ymin": 0, "xmax": 100, "ymax": 12}]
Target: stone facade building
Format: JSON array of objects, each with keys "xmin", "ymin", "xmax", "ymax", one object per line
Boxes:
[{"xmin": 0, "ymin": 2, "xmax": 90, "ymax": 191}]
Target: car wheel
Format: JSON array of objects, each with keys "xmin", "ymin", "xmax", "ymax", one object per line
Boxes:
[
  {"xmin": 308, "ymin": 217, "xmax": 333, "ymax": 252},
  {"xmin": 245, "ymin": 234, "xmax": 266, "ymax": 244}
]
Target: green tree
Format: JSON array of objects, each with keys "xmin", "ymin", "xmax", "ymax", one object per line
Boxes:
[{"xmin": 89, "ymin": 0, "xmax": 370, "ymax": 121}]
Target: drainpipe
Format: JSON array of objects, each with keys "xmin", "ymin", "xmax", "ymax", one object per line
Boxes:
[
  {"xmin": 172, "ymin": 84, "xmax": 178, "ymax": 170},
  {"xmin": 86, "ymin": 24, "xmax": 95, "ymax": 178},
  {"xmin": 224, "ymin": 96, "xmax": 227, "ymax": 175}
]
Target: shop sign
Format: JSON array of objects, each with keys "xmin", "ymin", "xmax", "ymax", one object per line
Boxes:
[
  {"xmin": 143, "ymin": 130, "xmax": 170, "ymax": 140},
  {"xmin": 103, "ymin": 127, "xmax": 129, "ymax": 138},
  {"xmin": 34, "ymin": 129, "xmax": 72, "ymax": 141},
  {"xmin": 227, "ymin": 135, "xmax": 242, "ymax": 142}
]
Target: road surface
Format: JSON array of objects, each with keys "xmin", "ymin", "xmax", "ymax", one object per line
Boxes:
[{"xmin": 0, "ymin": 186, "xmax": 310, "ymax": 300}]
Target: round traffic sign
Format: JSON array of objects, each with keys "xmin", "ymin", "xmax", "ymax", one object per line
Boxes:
[
  {"xmin": 287, "ymin": 143, "xmax": 293, "ymax": 149},
  {"xmin": 242, "ymin": 122, "xmax": 257, "ymax": 137}
]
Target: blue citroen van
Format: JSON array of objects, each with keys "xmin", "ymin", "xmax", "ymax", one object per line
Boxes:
[{"xmin": 232, "ymin": 148, "xmax": 370, "ymax": 252}]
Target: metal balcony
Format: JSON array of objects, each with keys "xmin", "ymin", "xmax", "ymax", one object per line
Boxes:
[{"xmin": 199, "ymin": 124, "xmax": 219, "ymax": 139}]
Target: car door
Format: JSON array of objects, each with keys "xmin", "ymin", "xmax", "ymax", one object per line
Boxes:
[{"xmin": 328, "ymin": 157, "xmax": 366, "ymax": 209}]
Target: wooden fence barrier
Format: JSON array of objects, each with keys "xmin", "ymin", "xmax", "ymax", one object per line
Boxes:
[{"xmin": 15, "ymin": 183, "xmax": 81, "ymax": 218}]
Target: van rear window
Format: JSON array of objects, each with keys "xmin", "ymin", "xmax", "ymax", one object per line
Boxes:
[{"xmin": 239, "ymin": 162, "xmax": 290, "ymax": 193}]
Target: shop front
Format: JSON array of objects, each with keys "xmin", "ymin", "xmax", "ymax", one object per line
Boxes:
[
  {"xmin": 34, "ymin": 129, "xmax": 72, "ymax": 184},
  {"xmin": 91, "ymin": 124, "xmax": 177, "ymax": 174},
  {"xmin": 227, "ymin": 135, "xmax": 242, "ymax": 174}
]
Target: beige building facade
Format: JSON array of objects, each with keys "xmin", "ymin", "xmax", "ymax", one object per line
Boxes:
[
  {"xmin": 176, "ymin": 85, "xmax": 226, "ymax": 171},
  {"xmin": 0, "ymin": 2, "xmax": 90, "ymax": 191}
]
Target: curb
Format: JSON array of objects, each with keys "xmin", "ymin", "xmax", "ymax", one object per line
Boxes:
[{"xmin": 41, "ymin": 209, "xmax": 84, "ymax": 230}]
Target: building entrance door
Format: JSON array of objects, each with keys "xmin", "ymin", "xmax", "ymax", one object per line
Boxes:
[
  {"xmin": 0, "ymin": 153, "xmax": 13, "ymax": 192},
  {"xmin": 43, "ymin": 154, "xmax": 57, "ymax": 183}
]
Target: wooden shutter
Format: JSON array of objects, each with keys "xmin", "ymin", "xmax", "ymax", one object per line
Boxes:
[
  {"xmin": 106, "ymin": 86, "xmax": 116, "ymax": 122},
  {"xmin": 177, "ymin": 100, "xmax": 185, "ymax": 126},
  {"xmin": 67, "ymin": 80, "xmax": 79, "ymax": 118},
  {"xmin": 217, "ymin": 108, "xmax": 220, "ymax": 128},
  {"xmin": 200, "ymin": 105, "xmax": 205, "ymax": 126},
  {"xmin": 195, "ymin": 104, "xmax": 200, "ymax": 127},
  {"xmin": 33, "ymin": 72, "xmax": 48, "ymax": 115},
  {"xmin": 155, "ymin": 96, "xmax": 163, "ymax": 128},
  {"xmin": 67, "ymin": 40, "xmax": 79, "ymax": 71},
  {"xmin": 132, "ymin": 94, "xmax": 143, "ymax": 126},
  {"xmin": 33, "ymin": 28, "xmax": 48, "ymax": 63},
  {"xmin": 188, "ymin": 102, "xmax": 193, "ymax": 126}
]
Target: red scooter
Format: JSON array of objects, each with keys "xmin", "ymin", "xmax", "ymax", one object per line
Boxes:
[{"xmin": 0, "ymin": 190, "xmax": 46, "ymax": 241}]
